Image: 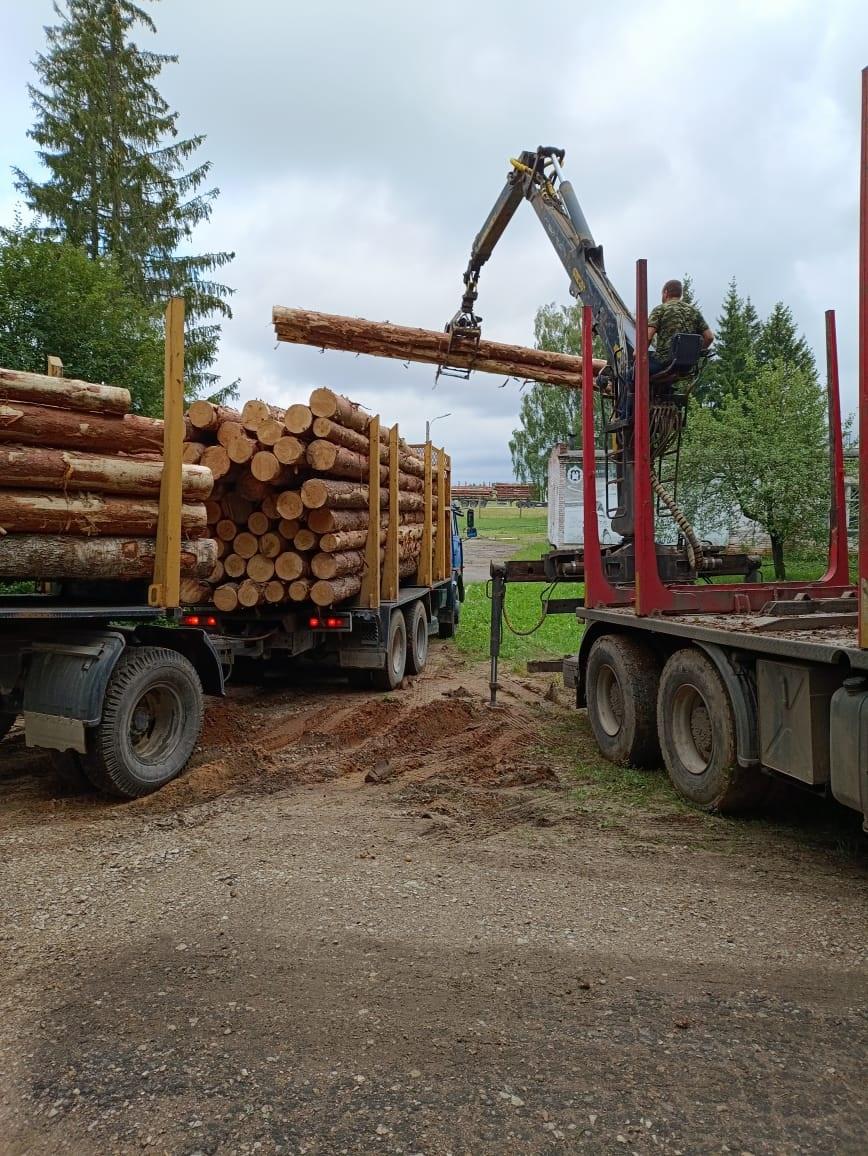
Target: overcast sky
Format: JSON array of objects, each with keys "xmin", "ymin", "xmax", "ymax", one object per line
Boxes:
[{"xmin": 1, "ymin": 0, "xmax": 866, "ymax": 481}]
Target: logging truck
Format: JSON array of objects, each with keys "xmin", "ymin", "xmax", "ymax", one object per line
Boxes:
[{"xmin": 0, "ymin": 313, "xmax": 464, "ymax": 798}]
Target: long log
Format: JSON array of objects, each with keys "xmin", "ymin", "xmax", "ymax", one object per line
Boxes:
[
  {"xmin": 213, "ymin": 583, "xmax": 239, "ymax": 611},
  {"xmin": 288, "ymin": 577, "xmax": 313, "ymax": 601},
  {"xmin": 0, "ymin": 367, "xmax": 131, "ymax": 415},
  {"xmin": 310, "ymin": 549, "xmax": 370, "ymax": 580},
  {"xmin": 311, "ymin": 417, "xmax": 424, "ymax": 479},
  {"xmin": 0, "ymin": 401, "xmax": 164, "ymax": 454},
  {"xmin": 275, "ymin": 309, "xmax": 585, "ymax": 389},
  {"xmin": 273, "ymin": 436, "xmax": 307, "ymax": 466},
  {"xmin": 0, "ymin": 490, "xmax": 206, "ymax": 537},
  {"xmin": 310, "ymin": 575, "xmax": 362, "ymax": 607},
  {"xmin": 264, "ymin": 579, "xmax": 287, "ymax": 604},
  {"xmin": 200, "ymin": 445, "xmax": 232, "ymax": 480},
  {"xmin": 188, "ymin": 401, "xmax": 242, "ymax": 433},
  {"xmin": 319, "ymin": 525, "xmax": 423, "ymax": 553},
  {"xmin": 276, "ymin": 489, "xmax": 304, "ymax": 520},
  {"xmin": 306, "ymin": 507, "xmax": 424, "ymax": 533},
  {"xmin": 300, "ymin": 477, "xmax": 424, "ymax": 511},
  {"xmin": 284, "ymin": 404, "xmax": 314, "ymax": 436},
  {"xmin": 275, "ymin": 551, "xmax": 309, "ymax": 581},
  {"xmin": 0, "ymin": 535, "xmax": 216, "ymax": 580},
  {"xmin": 0, "ymin": 445, "xmax": 213, "ymax": 500}
]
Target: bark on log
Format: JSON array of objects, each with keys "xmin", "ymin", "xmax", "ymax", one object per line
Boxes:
[
  {"xmin": 309, "ymin": 388, "xmax": 371, "ymax": 434},
  {"xmin": 311, "ymin": 417, "xmax": 424, "ymax": 479},
  {"xmin": 188, "ymin": 401, "xmax": 242, "ymax": 432},
  {"xmin": 0, "ymin": 366, "xmax": 131, "ymax": 415},
  {"xmin": 246, "ymin": 553, "xmax": 275, "ymax": 583},
  {"xmin": 0, "ymin": 401, "xmax": 164, "ymax": 454},
  {"xmin": 213, "ymin": 583, "xmax": 239, "ymax": 612},
  {"xmin": 319, "ymin": 525, "xmax": 423, "ymax": 553},
  {"xmin": 276, "ymin": 489, "xmax": 304, "ymax": 520},
  {"xmin": 300, "ymin": 477, "xmax": 424, "ymax": 511},
  {"xmin": 0, "ymin": 490, "xmax": 206, "ymax": 537},
  {"xmin": 273, "ymin": 436, "xmax": 307, "ymax": 466},
  {"xmin": 0, "ymin": 534, "xmax": 216, "ymax": 580},
  {"xmin": 306, "ymin": 507, "xmax": 424, "ymax": 533},
  {"xmin": 274, "ymin": 308, "xmax": 584, "ymax": 390},
  {"xmin": 288, "ymin": 578, "xmax": 313, "ymax": 601},
  {"xmin": 311, "ymin": 549, "xmax": 370, "ymax": 580},
  {"xmin": 306, "ymin": 438, "xmax": 423, "ymax": 491},
  {"xmin": 275, "ymin": 551, "xmax": 310, "ymax": 581},
  {"xmin": 284, "ymin": 404, "xmax": 313, "ymax": 436},
  {"xmin": 310, "ymin": 575, "xmax": 363, "ymax": 606},
  {"xmin": 0, "ymin": 445, "xmax": 212, "ymax": 500}
]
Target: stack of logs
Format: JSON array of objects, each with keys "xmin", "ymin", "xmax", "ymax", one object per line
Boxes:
[
  {"xmin": 0, "ymin": 366, "xmax": 216, "ymax": 591},
  {"xmin": 184, "ymin": 386, "xmax": 442, "ymax": 610}
]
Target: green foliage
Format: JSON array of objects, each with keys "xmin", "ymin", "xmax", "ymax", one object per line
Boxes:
[
  {"xmin": 681, "ymin": 359, "xmax": 829, "ymax": 578},
  {"xmin": 14, "ymin": 0, "xmax": 234, "ymax": 397},
  {"xmin": 0, "ymin": 224, "xmax": 165, "ymax": 414},
  {"xmin": 509, "ymin": 302, "xmax": 600, "ymax": 497}
]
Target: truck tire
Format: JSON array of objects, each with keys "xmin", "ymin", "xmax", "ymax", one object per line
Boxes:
[
  {"xmin": 657, "ymin": 648, "xmax": 766, "ymax": 814},
  {"xmin": 585, "ymin": 634, "xmax": 661, "ymax": 766},
  {"xmin": 81, "ymin": 646, "xmax": 204, "ymax": 799},
  {"xmin": 404, "ymin": 601, "xmax": 429, "ymax": 675},
  {"xmin": 372, "ymin": 611, "xmax": 407, "ymax": 691}
]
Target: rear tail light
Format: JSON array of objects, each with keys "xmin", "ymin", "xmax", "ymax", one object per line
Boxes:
[
  {"xmin": 308, "ymin": 614, "xmax": 351, "ymax": 631},
  {"xmin": 182, "ymin": 614, "xmax": 218, "ymax": 629}
]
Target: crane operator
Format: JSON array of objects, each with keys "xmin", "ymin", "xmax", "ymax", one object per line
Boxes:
[{"xmin": 646, "ymin": 279, "xmax": 714, "ymax": 379}]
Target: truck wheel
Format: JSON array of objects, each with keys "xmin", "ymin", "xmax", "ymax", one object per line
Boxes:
[
  {"xmin": 372, "ymin": 611, "xmax": 407, "ymax": 691},
  {"xmin": 404, "ymin": 601, "xmax": 429, "ymax": 675},
  {"xmin": 82, "ymin": 646, "xmax": 204, "ymax": 799},
  {"xmin": 585, "ymin": 634, "xmax": 661, "ymax": 766},
  {"xmin": 657, "ymin": 649, "xmax": 765, "ymax": 813}
]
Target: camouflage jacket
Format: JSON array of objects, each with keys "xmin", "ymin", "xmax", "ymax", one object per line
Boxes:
[{"xmin": 648, "ymin": 300, "xmax": 708, "ymax": 364}]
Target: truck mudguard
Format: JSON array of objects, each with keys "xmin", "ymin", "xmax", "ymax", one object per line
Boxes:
[{"xmin": 134, "ymin": 624, "xmax": 225, "ymax": 695}]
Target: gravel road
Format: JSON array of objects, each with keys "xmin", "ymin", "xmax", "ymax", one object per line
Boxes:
[{"xmin": 1, "ymin": 646, "xmax": 865, "ymax": 1154}]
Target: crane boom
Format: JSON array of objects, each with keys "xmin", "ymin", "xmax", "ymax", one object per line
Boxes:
[{"xmin": 446, "ymin": 148, "xmax": 636, "ymax": 384}]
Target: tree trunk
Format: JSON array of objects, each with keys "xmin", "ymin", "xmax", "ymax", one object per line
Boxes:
[
  {"xmin": 0, "ymin": 400, "xmax": 165, "ymax": 454},
  {"xmin": 318, "ymin": 525, "xmax": 423, "ymax": 553},
  {"xmin": 246, "ymin": 553, "xmax": 275, "ymax": 582},
  {"xmin": 275, "ymin": 551, "xmax": 310, "ymax": 581},
  {"xmin": 300, "ymin": 477, "xmax": 424, "ymax": 511},
  {"xmin": 257, "ymin": 418, "xmax": 285, "ymax": 447},
  {"xmin": 273, "ymin": 309, "xmax": 584, "ymax": 390},
  {"xmin": 310, "ymin": 575, "xmax": 363, "ymax": 606},
  {"xmin": 213, "ymin": 583, "xmax": 239, "ymax": 611},
  {"xmin": 224, "ymin": 553, "xmax": 247, "ymax": 579},
  {"xmin": 0, "ymin": 534, "xmax": 216, "ymax": 580},
  {"xmin": 0, "ymin": 367, "xmax": 131, "ymax": 414},
  {"xmin": 770, "ymin": 534, "xmax": 787, "ymax": 580},
  {"xmin": 0, "ymin": 490, "xmax": 206, "ymax": 537},
  {"xmin": 259, "ymin": 531, "xmax": 286, "ymax": 559},
  {"xmin": 200, "ymin": 445, "xmax": 232, "ymax": 480},
  {"xmin": 311, "ymin": 549, "xmax": 371, "ymax": 580},
  {"xmin": 187, "ymin": 401, "xmax": 242, "ymax": 432},
  {"xmin": 293, "ymin": 528, "xmax": 318, "ymax": 552},
  {"xmin": 284, "ymin": 404, "xmax": 314, "ymax": 436},
  {"xmin": 276, "ymin": 490, "xmax": 304, "ymax": 520},
  {"xmin": 273, "ymin": 436, "xmax": 307, "ymax": 466},
  {"xmin": 0, "ymin": 445, "xmax": 212, "ymax": 500},
  {"xmin": 311, "ymin": 416, "xmax": 424, "ymax": 479},
  {"xmin": 288, "ymin": 578, "xmax": 313, "ymax": 601}
]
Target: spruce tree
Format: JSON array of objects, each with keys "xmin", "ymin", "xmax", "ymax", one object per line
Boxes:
[
  {"xmin": 698, "ymin": 277, "xmax": 756, "ymax": 406},
  {"xmin": 14, "ymin": 0, "xmax": 233, "ymax": 397},
  {"xmin": 756, "ymin": 301, "xmax": 816, "ymax": 379}
]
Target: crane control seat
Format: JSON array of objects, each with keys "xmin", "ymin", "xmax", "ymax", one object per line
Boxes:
[{"xmin": 649, "ymin": 331, "xmax": 704, "ymax": 392}]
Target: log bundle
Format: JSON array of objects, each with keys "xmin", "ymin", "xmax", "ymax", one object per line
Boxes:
[
  {"xmin": 0, "ymin": 364, "xmax": 213, "ymax": 584},
  {"xmin": 184, "ymin": 387, "xmax": 452, "ymax": 610}
]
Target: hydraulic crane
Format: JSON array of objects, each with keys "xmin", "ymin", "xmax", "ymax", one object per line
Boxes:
[{"xmin": 444, "ymin": 146, "xmax": 758, "ymax": 583}]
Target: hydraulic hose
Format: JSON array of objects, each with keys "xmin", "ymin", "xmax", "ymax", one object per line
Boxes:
[{"xmin": 650, "ymin": 468, "xmax": 702, "ymax": 571}]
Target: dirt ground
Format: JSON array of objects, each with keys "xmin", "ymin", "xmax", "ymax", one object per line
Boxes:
[{"xmin": 1, "ymin": 643, "xmax": 866, "ymax": 1155}]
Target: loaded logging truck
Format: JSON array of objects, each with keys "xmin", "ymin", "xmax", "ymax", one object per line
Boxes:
[{"xmin": 473, "ymin": 70, "xmax": 868, "ymax": 830}]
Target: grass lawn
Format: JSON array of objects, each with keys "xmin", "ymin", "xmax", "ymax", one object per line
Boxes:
[{"xmin": 455, "ymin": 506, "xmax": 585, "ymax": 667}]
